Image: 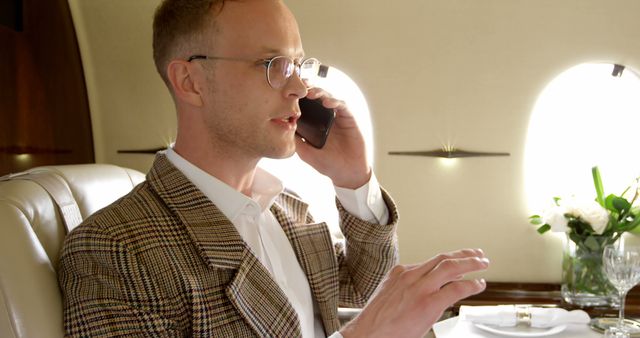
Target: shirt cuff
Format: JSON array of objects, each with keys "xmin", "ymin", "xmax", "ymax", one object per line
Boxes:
[
  {"xmin": 328, "ymin": 332, "xmax": 344, "ymax": 338},
  {"xmin": 334, "ymin": 171, "xmax": 389, "ymax": 224}
]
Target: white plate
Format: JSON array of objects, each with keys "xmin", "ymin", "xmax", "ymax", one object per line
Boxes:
[{"xmin": 474, "ymin": 323, "xmax": 567, "ymax": 337}]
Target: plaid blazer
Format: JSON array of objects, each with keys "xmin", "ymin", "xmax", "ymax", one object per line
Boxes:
[{"xmin": 58, "ymin": 154, "xmax": 399, "ymax": 337}]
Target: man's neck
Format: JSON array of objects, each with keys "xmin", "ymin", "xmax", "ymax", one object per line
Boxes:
[{"xmin": 173, "ymin": 141, "xmax": 259, "ymax": 197}]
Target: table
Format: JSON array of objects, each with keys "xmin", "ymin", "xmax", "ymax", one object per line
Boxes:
[
  {"xmin": 452, "ymin": 282, "xmax": 640, "ymax": 317},
  {"xmin": 429, "ymin": 281, "xmax": 640, "ymax": 337},
  {"xmin": 341, "ymin": 282, "xmax": 640, "ymax": 337},
  {"xmin": 433, "ymin": 316, "xmax": 602, "ymax": 338}
]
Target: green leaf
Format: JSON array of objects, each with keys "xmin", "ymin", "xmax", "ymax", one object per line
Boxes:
[
  {"xmin": 593, "ymin": 166, "xmax": 605, "ymax": 207},
  {"xmin": 622, "ymin": 223, "xmax": 638, "ymax": 232},
  {"xmin": 530, "ymin": 215, "xmax": 544, "ymax": 225},
  {"xmin": 537, "ymin": 224, "xmax": 551, "ymax": 234},
  {"xmin": 629, "ymin": 222, "xmax": 640, "ymax": 234},
  {"xmin": 625, "ymin": 216, "xmax": 640, "ymax": 233},
  {"xmin": 605, "ymin": 195, "xmax": 616, "ymax": 212},
  {"xmin": 612, "ymin": 196, "xmax": 631, "ymax": 214}
]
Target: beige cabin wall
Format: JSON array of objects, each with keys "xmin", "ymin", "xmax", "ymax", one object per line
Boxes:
[
  {"xmin": 286, "ymin": 0, "xmax": 640, "ymax": 282},
  {"xmin": 67, "ymin": 0, "xmax": 640, "ymax": 282},
  {"xmin": 67, "ymin": 0, "xmax": 171, "ymax": 172}
]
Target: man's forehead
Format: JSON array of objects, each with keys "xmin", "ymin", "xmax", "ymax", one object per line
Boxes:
[
  {"xmin": 210, "ymin": 1, "xmax": 304, "ymax": 57},
  {"xmin": 259, "ymin": 46, "xmax": 305, "ymax": 58},
  {"xmin": 215, "ymin": 0, "xmax": 292, "ymax": 23}
]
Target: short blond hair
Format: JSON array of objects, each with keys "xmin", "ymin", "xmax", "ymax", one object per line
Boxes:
[{"xmin": 152, "ymin": 0, "xmax": 226, "ymax": 86}]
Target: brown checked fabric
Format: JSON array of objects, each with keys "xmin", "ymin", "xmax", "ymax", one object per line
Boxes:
[{"xmin": 58, "ymin": 154, "xmax": 399, "ymax": 337}]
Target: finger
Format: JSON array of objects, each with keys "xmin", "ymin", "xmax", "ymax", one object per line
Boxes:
[
  {"xmin": 403, "ymin": 249, "xmax": 486, "ymax": 283},
  {"xmin": 305, "ymin": 87, "xmax": 331, "ymax": 100},
  {"xmin": 322, "ymin": 97, "xmax": 345, "ymax": 110},
  {"xmin": 425, "ymin": 256, "xmax": 490, "ymax": 290},
  {"xmin": 304, "ymin": 88, "xmax": 348, "ymax": 113},
  {"xmin": 427, "ymin": 278, "xmax": 487, "ymax": 311}
]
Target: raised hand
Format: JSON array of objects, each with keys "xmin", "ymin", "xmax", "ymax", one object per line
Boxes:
[
  {"xmin": 295, "ymin": 88, "xmax": 370, "ymax": 189},
  {"xmin": 340, "ymin": 249, "xmax": 490, "ymax": 338}
]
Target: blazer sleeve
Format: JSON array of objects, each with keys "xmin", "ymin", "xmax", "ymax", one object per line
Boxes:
[
  {"xmin": 58, "ymin": 222, "xmax": 182, "ymax": 338},
  {"xmin": 335, "ymin": 187, "xmax": 399, "ymax": 308}
]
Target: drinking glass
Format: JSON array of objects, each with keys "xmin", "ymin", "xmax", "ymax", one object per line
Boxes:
[{"xmin": 602, "ymin": 244, "xmax": 640, "ymax": 337}]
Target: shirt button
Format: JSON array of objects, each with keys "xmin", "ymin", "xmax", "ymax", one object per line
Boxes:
[{"xmin": 245, "ymin": 204, "xmax": 257, "ymax": 213}]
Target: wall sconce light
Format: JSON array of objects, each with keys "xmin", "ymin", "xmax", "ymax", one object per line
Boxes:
[
  {"xmin": 388, "ymin": 146, "xmax": 509, "ymax": 158},
  {"xmin": 117, "ymin": 146, "xmax": 167, "ymax": 154},
  {"xmin": 0, "ymin": 145, "xmax": 71, "ymax": 155}
]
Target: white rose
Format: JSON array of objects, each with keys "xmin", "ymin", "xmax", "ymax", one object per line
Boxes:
[
  {"xmin": 543, "ymin": 206, "xmax": 568, "ymax": 232},
  {"xmin": 565, "ymin": 198, "xmax": 609, "ymax": 234}
]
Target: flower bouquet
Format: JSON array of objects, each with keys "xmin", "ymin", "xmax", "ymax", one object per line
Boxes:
[{"xmin": 530, "ymin": 167, "xmax": 640, "ymax": 306}]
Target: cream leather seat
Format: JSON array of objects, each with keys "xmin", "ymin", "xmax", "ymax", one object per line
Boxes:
[{"xmin": 0, "ymin": 164, "xmax": 145, "ymax": 338}]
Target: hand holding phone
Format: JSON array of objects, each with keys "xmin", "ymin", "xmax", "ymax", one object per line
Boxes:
[{"xmin": 296, "ymin": 97, "xmax": 336, "ymax": 149}]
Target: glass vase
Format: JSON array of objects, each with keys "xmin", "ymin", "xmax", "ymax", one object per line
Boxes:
[{"xmin": 561, "ymin": 234, "xmax": 618, "ymax": 307}]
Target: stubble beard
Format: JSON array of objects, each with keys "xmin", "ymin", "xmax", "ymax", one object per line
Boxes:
[
  {"xmin": 202, "ymin": 72, "xmax": 296, "ymax": 162},
  {"xmin": 202, "ymin": 105, "xmax": 297, "ymax": 162}
]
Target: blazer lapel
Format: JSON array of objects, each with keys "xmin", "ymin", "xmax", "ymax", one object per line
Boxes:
[
  {"xmin": 272, "ymin": 192, "xmax": 341, "ymax": 334},
  {"xmin": 147, "ymin": 154, "xmax": 301, "ymax": 337},
  {"xmin": 226, "ymin": 249, "xmax": 302, "ymax": 338}
]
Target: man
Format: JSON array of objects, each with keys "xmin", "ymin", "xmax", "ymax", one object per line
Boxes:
[{"xmin": 58, "ymin": 0, "xmax": 489, "ymax": 337}]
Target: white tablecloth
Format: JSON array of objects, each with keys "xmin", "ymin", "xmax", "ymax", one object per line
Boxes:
[{"xmin": 433, "ymin": 316, "xmax": 603, "ymax": 338}]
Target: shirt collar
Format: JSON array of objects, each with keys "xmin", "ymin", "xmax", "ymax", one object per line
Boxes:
[{"xmin": 165, "ymin": 147, "xmax": 284, "ymax": 222}]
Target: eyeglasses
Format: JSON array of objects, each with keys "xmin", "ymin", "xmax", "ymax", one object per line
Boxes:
[{"xmin": 187, "ymin": 54, "xmax": 321, "ymax": 89}]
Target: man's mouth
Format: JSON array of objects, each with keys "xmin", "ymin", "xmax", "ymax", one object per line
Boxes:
[
  {"xmin": 271, "ymin": 113, "xmax": 300, "ymax": 129},
  {"xmin": 278, "ymin": 116, "xmax": 297, "ymax": 123}
]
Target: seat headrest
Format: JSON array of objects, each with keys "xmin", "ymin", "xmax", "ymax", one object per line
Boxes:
[{"xmin": 0, "ymin": 163, "xmax": 145, "ymax": 338}]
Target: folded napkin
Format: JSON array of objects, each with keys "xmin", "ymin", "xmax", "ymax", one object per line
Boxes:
[{"xmin": 459, "ymin": 305, "xmax": 591, "ymax": 328}]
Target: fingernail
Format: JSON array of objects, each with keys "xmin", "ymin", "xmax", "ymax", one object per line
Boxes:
[{"xmin": 480, "ymin": 257, "xmax": 490, "ymax": 265}]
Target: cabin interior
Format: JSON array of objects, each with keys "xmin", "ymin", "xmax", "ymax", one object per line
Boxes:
[{"xmin": 2, "ymin": 0, "xmax": 640, "ymax": 337}]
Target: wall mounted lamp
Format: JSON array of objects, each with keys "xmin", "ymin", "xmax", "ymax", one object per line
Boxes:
[
  {"xmin": 0, "ymin": 145, "xmax": 71, "ymax": 155},
  {"xmin": 117, "ymin": 147, "xmax": 166, "ymax": 154},
  {"xmin": 388, "ymin": 147, "xmax": 510, "ymax": 158}
]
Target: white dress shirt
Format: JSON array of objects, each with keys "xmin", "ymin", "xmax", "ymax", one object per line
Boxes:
[{"xmin": 166, "ymin": 148, "xmax": 388, "ymax": 338}]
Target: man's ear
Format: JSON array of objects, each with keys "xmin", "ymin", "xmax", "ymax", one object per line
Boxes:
[{"xmin": 167, "ymin": 60, "xmax": 204, "ymax": 107}]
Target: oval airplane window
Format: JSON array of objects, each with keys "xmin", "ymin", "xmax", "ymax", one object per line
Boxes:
[
  {"xmin": 525, "ymin": 63, "xmax": 640, "ymax": 213},
  {"xmin": 259, "ymin": 67, "xmax": 374, "ymax": 236}
]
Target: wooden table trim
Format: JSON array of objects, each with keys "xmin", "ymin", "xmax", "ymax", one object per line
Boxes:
[{"xmin": 453, "ymin": 282, "xmax": 640, "ymax": 317}]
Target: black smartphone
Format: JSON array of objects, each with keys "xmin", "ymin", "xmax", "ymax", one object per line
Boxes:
[{"xmin": 296, "ymin": 97, "xmax": 336, "ymax": 149}]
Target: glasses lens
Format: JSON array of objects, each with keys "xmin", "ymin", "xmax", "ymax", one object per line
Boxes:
[
  {"xmin": 267, "ymin": 56, "xmax": 294, "ymax": 88},
  {"xmin": 300, "ymin": 58, "xmax": 320, "ymax": 86}
]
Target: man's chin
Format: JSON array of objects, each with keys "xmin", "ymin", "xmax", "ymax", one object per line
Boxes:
[
  {"xmin": 263, "ymin": 142, "xmax": 296, "ymax": 160},
  {"xmin": 269, "ymin": 149, "xmax": 296, "ymax": 160}
]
